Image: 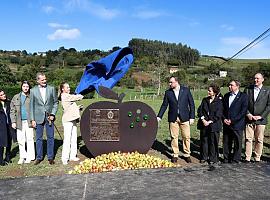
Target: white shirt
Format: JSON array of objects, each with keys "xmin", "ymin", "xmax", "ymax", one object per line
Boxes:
[
  {"xmin": 173, "ymin": 85, "xmax": 180, "ymax": 101},
  {"xmin": 39, "ymin": 85, "xmax": 46, "ymax": 103},
  {"xmin": 229, "ymin": 91, "xmax": 238, "ymax": 107},
  {"xmin": 1, "ymin": 101, "xmax": 8, "ymax": 123},
  {"xmin": 254, "ymin": 86, "xmax": 261, "ymax": 101}
]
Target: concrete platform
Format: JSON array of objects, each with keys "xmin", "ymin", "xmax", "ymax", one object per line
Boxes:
[{"xmin": 0, "ymin": 162, "xmax": 269, "ymax": 200}]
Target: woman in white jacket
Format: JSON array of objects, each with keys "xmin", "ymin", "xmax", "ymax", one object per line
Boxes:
[{"xmin": 59, "ymin": 82, "xmax": 83, "ymax": 165}]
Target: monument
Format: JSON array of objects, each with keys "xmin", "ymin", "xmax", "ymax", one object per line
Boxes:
[
  {"xmin": 80, "ymin": 87, "xmax": 158, "ymax": 157},
  {"xmin": 76, "ymin": 47, "xmax": 158, "ymax": 157}
]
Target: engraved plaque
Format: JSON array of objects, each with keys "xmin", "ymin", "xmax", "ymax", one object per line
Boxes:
[
  {"xmin": 89, "ymin": 109, "xmax": 120, "ymax": 141},
  {"xmin": 80, "ymin": 101, "xmax": 158, "ymax": 157}
]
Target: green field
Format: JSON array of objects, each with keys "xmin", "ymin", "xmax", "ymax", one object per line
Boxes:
[{"xmin": 0, "ymin": 95, "xmax": 269, "ymax": 179}]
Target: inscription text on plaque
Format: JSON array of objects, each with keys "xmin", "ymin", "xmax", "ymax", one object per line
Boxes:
[{"xmin": 89, "ymin": 109, "xmax": 120, "ymax": 141}]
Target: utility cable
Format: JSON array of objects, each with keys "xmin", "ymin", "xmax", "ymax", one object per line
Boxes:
[
  {"xmin": 220, "ymin": 27, "xmax": 270, "ymax": 65},
  {"xmin": 237, "ymin": 32, "xmax": 270, "ymax": 58}
]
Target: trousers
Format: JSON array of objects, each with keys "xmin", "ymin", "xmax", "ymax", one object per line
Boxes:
[
  {"xmin": 17, "ymin": 120, "xmax": 35, "ymax": 161},
  {"xmin": 169, "ymin": 117, "xmax": 191, "ymax": 158},
  {"xmin": 62, "ymin": 120, "xmax": 78, "ymax": 162}
]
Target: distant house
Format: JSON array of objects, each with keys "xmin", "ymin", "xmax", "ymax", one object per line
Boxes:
[
  {"xmin": 169, "ymin": 66, "xmax": 179, "ymax": 74},
  {"xmin": 37, "ymin": 52, "xmax": 47, "ymax": 57},
  {"xmin": 219, "ymin": 71, "xmax": 227, "ymax": 77}
]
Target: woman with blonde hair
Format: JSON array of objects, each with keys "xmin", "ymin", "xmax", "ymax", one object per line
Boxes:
[{"xmin": 59, "ymin": 82, "xmax": 83, "ymax": 165}]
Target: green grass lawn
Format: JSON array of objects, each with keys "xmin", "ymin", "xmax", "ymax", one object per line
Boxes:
[{"xmin": 0, "ymin": 96, "xmax": 269, "ymax": 179}]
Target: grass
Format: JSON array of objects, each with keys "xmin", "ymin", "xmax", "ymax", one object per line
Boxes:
[{"xmin": 0, "ymin": 94, "xmax": 269, "ymax": 179}]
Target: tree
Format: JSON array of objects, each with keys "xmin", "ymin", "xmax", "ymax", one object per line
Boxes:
[
  {"xmin": 16, "ymin": 64, "xmax": 40, "ymax": 85},
  {"xmin": 21, "ymin": 50, "xmax": 28, "ymax": 56},
  {"xmin": 154, "ymin": 51, "xmax": 169, "ymax": 96},
  {"xmin": 0, "ymin": 63, "xmax": 16, "ymax": 86}
]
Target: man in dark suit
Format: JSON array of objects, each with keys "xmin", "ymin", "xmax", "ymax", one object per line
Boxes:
[
  {"xmin": 157, "ymin": 76, "xmax": 195, "ymax": 163},
  {"xmin": 244, "ymin": 73, "xmax": 270, "ymax": 162},
  {"xmin": 223, "ymin": 80, "xmax": 248, "ymax": 163},
  {"xmin": 30, "ymin": 72, "xmax": 58, "ymax": 165}
]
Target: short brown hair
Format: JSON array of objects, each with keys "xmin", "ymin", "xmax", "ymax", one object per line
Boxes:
[
  {"xmin": 170, "ymin": 76, "xmax": 179, "ymax": 82},
  {"xmin": 209, "ymin": 83, "xmax": 220, "ymax": 95}
]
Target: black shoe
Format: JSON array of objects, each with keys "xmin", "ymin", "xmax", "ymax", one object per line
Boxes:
[
  {"xmin": 34, "ymin": 159, "xmax": 42, "ymax": 165},
  {"xmin": 171, "ymin": 157, "xmax": 178, "ymax": 163},
  {"xmin": 0, "ymin": 161, "xmax": 8, "ymax": 166},
  {"xmin": 208, "ymin": 165, "xmax": 216, "ymax": 171},
  {"xmin": 48, "ymin": 159, "xmax": 55, "ymax": 165},
  {"xmin": 200, "ymin": 160, "xmax": 207, "ymax": 164},
  {"xmin": 4, "ymin": 157, "xmax": 11, "ymax": 163},
  {"xmin": 242, "ymin": 160, "xmax": 250, "ymax": 163},
  {"xmin": 222, "ymin": 159, "xmax": 229, "ymax": 164},
  {"xmin": 232, "ymin": 160, "xmax": 239, "ymax": 164},
  {"xmin": 184, "ymin": 157, "xmax": 191, "ymax": 163}
]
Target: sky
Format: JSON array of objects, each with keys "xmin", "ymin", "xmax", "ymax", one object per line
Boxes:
[{"xmin": 1, "ymin": 0, "xmax": 270, "ymax": 59}]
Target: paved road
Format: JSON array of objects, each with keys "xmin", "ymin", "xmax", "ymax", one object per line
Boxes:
[{"xmin": 0, "ymin": 162, "xmax": 269, "ymax": 200}]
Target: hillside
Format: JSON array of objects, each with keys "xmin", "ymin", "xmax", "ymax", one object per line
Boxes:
[{"xmin": 0, "ymin": 44, "xmax": 269, "ymax": 92}]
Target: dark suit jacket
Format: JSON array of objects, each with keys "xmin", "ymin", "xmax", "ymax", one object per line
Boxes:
[
  {"xmin": 244, "ymin": 85, "xmax": 270, "ymax": 125},
  {"xmin": 223, "ymin": 91, "xmax": 248, "ymax": 130},
  {"xmin": 197, "ymin": 96, "xmax": 223, "ymax": 132},
  {"xmin": 157, "ymin": 85, "xmax": 195, "ymax": 122},
  {"xmin": 0, "ymin": 100, "xmax": 12, "ymax": 147}
]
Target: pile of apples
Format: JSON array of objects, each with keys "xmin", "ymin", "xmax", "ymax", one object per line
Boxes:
[{"xmin": 68, "ymin": 151, "xmax": 176, "ymax": 174}]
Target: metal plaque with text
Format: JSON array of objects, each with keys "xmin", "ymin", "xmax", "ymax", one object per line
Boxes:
[{"xmin": 89, "ymin": 109, "xmax": 120, "ymax": 141}]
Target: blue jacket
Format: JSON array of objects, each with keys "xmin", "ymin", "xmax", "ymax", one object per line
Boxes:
[
  {"xmin": 223, "ymin": 91, "xmax": 248, "ymax": 130},
  {"xmin": 157, "ymin": 85, "xmax": 195, "ymax": 122}
]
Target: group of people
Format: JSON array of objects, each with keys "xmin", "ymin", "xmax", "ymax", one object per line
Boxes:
[
  {"xmin": 0, "ymin": 72, "xmax": 83, "ymax": 166},
  {"xmin": 157, "ymin": 73, "xmax": 270, "ymax": 164},
  {"xmin": 0, "ymin": 71, "xmax": 269, "ymax": 167}
]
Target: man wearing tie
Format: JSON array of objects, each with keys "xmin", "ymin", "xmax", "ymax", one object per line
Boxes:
[
  {"xmin": 157, "ymin": 76, "xmax": 195, "ymax": 163},
  {"xmin": 244, "ymin": 73, "xmax": 270, "ymax": 162},
  {"xmin": 30, "ymin": 72, "xmax": 58, "ymax": 165},
  {"xmin": 223, "ymin": 80, "xmax": 248, "ymax": 163}
]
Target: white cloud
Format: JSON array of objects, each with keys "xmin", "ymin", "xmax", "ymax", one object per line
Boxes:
[
  {"xmin": 133, "ymin": 10, "xmax": 163, "ymax": 19},
  {"xmin": 48, "ymin": 23, "xmax": 69, "ymax": 28},
  {"xmin": 47, "ymin": 28, "xmax": 81, "ymax": 40},
  {"xmin": 64, "ymin": 0, "xmax": 120, "ymax": 20},
  {"xmin": 220, "ymin": 24, "xmax": 234, "ymax": 31},
  {"xmin": 92, "ymin": 6, "xmax": 120, "ymax": 20},
  {"xmin": 42, "ymin": 5, "xmax": 55, "ymax": 14}
]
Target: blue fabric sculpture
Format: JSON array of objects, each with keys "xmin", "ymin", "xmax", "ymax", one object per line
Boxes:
[{"xmin": 75, "ymin": 47, "xmax": 134, "ymax": 94}]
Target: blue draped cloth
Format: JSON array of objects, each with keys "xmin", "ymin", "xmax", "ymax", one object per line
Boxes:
[{"xmin": 75, "ymin": 47, "xmax": 134, "ymax": 94}]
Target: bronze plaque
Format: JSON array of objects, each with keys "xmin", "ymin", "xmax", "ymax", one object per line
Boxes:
[{"xmin": 89, "ymin": 109, "xmax": 120, "ymax": 141}]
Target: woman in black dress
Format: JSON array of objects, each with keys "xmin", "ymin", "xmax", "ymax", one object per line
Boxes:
[{"xmin": 0, "ymin": 89, "xmax": 13, "ymax": 166}]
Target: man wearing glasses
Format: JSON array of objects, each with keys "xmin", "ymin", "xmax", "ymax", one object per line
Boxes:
[
  {"xmin": 223, "ymin": 80, "xmax": 248, "ymax": 163},
  {"xmin": 157, "ymin": 76, "xmax": 195, "ymax": 163}
]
